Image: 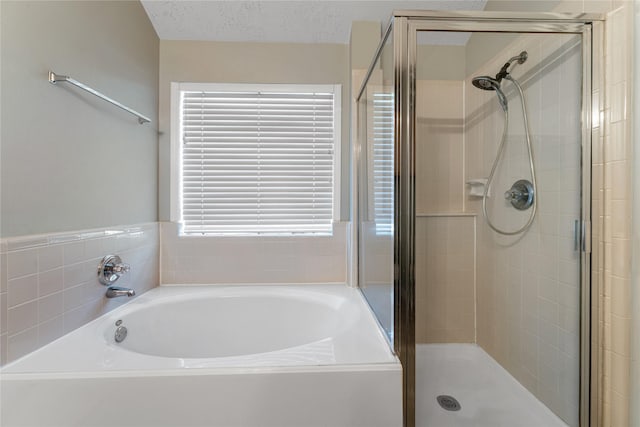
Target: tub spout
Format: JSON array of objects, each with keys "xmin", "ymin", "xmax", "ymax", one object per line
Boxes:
[{"xmin": 106, "ymin": 286, "xmax": 135, "ymax": 298}]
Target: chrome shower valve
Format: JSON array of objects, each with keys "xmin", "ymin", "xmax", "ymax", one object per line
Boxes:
[
  {"xmin": 504, "ymin": 179, "xmax": 534, "ymax": 210},
  {"xmin": 98, "ymin": 255, "xmax": 131, "ymax": 286}
]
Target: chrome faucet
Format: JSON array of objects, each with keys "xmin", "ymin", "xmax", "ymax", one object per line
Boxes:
[
  {"xmin": 98, "ymin": 255, "xmax": 135, "ymax": 298},
  {"xmin": 98, "ymin": 255, "xmax": 131, "ymax": 286},
  {"xmin": 106, "ymin": 286, "xmax": 136, "ymax": 298}
]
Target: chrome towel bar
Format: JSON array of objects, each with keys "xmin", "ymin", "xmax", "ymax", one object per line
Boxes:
[{"xmin": 48, "ymin": 71, "xmax": 151, "ymax": 124}]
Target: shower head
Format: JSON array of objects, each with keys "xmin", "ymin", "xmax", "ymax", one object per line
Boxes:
[
  {"xmin": 471, "ymin": 51, "xmax": 527, "ymax": 113},
  {"xmin": 472, "ymin": 76, "xmax": 508, "ymax": 112},
  {"xmin": 472, "ymin": 76, "xmax": 501, "ymax": 91}
]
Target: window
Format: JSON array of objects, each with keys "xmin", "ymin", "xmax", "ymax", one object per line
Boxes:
[
  {"xmin": 371, "ymin": 91, "xmax": 394, "ymax": 235},
  {"xmin": 171, "ymin": 83, "xmax": 341, "ymax": 236}
]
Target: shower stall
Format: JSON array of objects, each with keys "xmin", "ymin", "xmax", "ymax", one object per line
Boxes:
[{"xmin": 356, "ymin": 11, "xmax": 603, "ymax": 427}]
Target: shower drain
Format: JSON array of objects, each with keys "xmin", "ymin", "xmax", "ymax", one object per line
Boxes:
[{"xmin": 437, "ymin": 395, "xmax": 461, "ymax": 412}]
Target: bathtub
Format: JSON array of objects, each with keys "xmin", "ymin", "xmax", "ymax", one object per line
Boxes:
[{"xmin": 0, "ymin": 284, "xmax": 402, "ymax": 427}]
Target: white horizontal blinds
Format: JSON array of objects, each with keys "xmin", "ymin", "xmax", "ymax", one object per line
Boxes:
[
  {"xmin": 181, "ymin": 89, "xmax": 335, "ymax": 235},
  {"xmin": 373, "ymin": 92, "xmax": 394, "ymax": 235}
]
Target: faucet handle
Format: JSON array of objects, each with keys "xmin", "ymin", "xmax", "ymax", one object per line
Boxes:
[
  {"xmin": 98, "ymin": 255, "xmax": 130, "ymax": 286},
  {"xmin": 113, "ymin": 262, "xmax": 130, "ymax": 274}
]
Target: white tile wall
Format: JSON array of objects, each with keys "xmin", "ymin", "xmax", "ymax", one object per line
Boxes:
[
  {"xmin": 160, "ymin": 221, "xmax": 348, "ymax": 285},
  {"xmin": 415, "ymin": 215, "xmax": 476, "ymax": 343},
  {"xmin": 600, "ymin": 4, "xmax": 634, "ymax": 426},
  {"xmin": 465, "ymin": 32, "xmax": 583, "ymax": 426},
  {"xmin": 630, "ymin": 2, "xmax": 640, "ymax": 425},
  {"xmin": 413, "ymin": 78, "xmax": 474, "ymax": 344},
  {"xmin": 415, "ymin": 80, "xmax": 465, "ymax": 213},
  {"xmin": 0, "ymin": 223, "xmax": 159, "ymax": 366}
]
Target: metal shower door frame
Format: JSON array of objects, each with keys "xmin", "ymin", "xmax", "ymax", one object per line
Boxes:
[{"xmin": 389, "ymin": 11, "xmax": 603, "ymax": 427}]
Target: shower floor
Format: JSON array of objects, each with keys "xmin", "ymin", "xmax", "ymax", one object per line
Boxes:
[{"xmin": 416, "ymin": 344, "xmax": 568, "ymax": 427}]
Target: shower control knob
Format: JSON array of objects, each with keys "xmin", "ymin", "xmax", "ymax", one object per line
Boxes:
[
  {"xmin": 113, "ymin": 262, "xmax": 130, "ymax": 274},
  {"xmin": 504, "ymin": 180, "xmax": 534, "ymax": 211},
  {"xmin": 98, "ymin": 255, "xmax": 131, "ymax": 286},
  {"xmin": 504, "ymin": 188, "xmax": 528, "ymax": 202},
  {"xmin": 504, "ymin": 189, "xmax": 521, "ymax": 200}
]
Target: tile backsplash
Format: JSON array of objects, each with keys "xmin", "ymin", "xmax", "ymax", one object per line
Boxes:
[
  {"xmin": 0, "ymin": 223, "xmax": 159, "ymax": 365},
  {"xmin": 160, "ymin": 221, "xmax": 348, "ymax": 285},
  {"xmin": 0, "ymin": 220, "xmax": 347, "ymax": 366}
]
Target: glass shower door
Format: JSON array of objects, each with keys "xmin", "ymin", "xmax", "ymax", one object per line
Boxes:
[
  {"xmin": 357, "ymin": 30, "xmax": 395, "ymax": 341},
  {"xmin": 412, "ymin": 26, "xmax": 586, "ymax": 427}
]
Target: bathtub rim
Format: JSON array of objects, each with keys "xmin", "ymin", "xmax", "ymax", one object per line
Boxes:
[
  {"xmin": 1, "ymin": 283, "xmax": 400, "ymax": 376},
  {"xmin": 1, "ymin": 360, "xmax": 402, "ymax": 381}
]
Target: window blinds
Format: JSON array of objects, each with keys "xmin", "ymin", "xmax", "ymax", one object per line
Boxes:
[
  {"xmin": 180, "ymin": 88, "xmax": 337, "ymax": 235},
  {"xmin": 372, "ymin": 92, "xmax": 394, "ymax": 235}
]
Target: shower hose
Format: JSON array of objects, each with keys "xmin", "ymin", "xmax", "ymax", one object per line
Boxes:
[{"xmin": 482, "ymin": 75, "xmax": 538, "ymax": 236}]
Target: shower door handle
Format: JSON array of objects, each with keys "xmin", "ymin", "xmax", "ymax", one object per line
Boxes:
[{"xmin": 574, "ymin": 220, "xmax": 591, "ymax": 253}]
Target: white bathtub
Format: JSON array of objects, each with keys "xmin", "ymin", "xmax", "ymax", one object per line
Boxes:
[{"xmin": 1, "ymin": 284, "xmax": 402, "ymax": 426}]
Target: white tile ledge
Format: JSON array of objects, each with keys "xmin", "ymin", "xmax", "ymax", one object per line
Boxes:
[
  {"xmin": 416, "ymin": 212, "xmax": 477, "ymax": 217},
  {"xmin": 1, "ymin": 222, "xmax": 158, "ymax": 252},
  {"xmin": 160, "ymin": 220, "xmax": 349, "ymax": 238},
  {"xmin": 160, "ymin": 282, "xmax": 349, "ymax": 287}
]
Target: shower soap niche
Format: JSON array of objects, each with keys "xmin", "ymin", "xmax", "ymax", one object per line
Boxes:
[{"xmin": 466, "ymin": 178, "xmax": 490, "ymax": 197}]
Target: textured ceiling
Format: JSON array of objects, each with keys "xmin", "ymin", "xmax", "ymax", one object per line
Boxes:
[{"xmin": 141, "ymin": 1, "xmax": 488, "ymax": 44}]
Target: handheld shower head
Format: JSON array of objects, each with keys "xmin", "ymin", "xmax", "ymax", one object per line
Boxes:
[
  {"xmin": 471, "ymin": 76, "xmax": 500, "ymax": 91},
  {"xmin": 471, "ymin": 76, "xmax": 508, "ymax": 112},
  {"xmin": 471, "ymin": 51, "xmax": 528, "ymax": 112}
]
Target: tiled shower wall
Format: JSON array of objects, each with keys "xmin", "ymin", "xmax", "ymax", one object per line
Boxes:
[
  {"xmin": 465, "ymin": 0, "xmax": 634, "ymax": 421},
  {"xmin": 414, "ymin": 79, "xmax": 476, "ymax": 344},
  {"xmin": 0, "ymin": 223, "xmax": 159, "ymax": 365},
  {"xmin": 415, "ymin": 80, "xmax": 465, "ymax": 213},
  {"xmin": 464, "ymin": 33, "xmax": 583, "ymax": 425},
  {"xmin": 415, "ymin": 215, "xmax": 475, "ymax": 343}
]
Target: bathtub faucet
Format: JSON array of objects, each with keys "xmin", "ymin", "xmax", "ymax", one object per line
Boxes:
[
  {"xmin": 106, "ymin": 286, "xmax": 136, "ymax": 298},
  {"xmin": 98, "ymin": 255, "xmax": 131, "ymax": 286}
]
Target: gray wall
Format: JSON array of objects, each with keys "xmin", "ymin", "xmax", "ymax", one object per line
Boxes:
[
  {"xmin": 158, "ymin": 40, "xmax": 350, "ymax": 221},
  {"xmin": 350, "ymin": 21, "xmax": 382, "ymax": 70},
  {"xmin": 1, "ymin": 1, "xmax": 159, "ymax": 237},
  {"xmin": 417, "ymin": 45, "xmax": 466, "ymax": 80}
]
